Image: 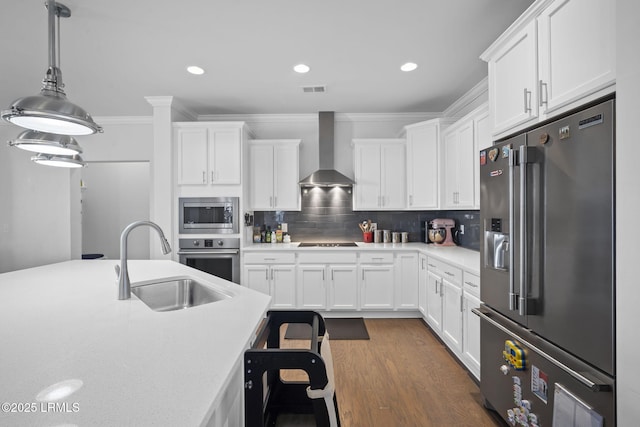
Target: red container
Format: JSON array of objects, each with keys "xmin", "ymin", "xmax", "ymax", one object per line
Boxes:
[{"xmin": 363, "ymin": 231, "xmax": 373, "ymax": 243}]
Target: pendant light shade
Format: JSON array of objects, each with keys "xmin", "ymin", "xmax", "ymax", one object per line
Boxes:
[
  {"xmin": 8, "ymin": 130, "xmax": 83, "ymax": 155},
  {"xmin": 31, "ymin": 153, "xmax": 86, "ymax": 168},
  {"xmin": 1, "ymin": 1, "xmax": 102, "ymax": 135}
]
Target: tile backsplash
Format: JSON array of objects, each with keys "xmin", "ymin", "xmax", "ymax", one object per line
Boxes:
[{"xmin": 253, "ymin": 187, "xmax": 480, "ymax": 251}]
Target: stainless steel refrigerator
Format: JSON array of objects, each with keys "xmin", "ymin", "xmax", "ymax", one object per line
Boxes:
[{"xmin": 476, "ymin": 98, "xmax": 615, "ymax": 426}]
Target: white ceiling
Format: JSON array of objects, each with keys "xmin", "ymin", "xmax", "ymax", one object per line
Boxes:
[{"xmin": 0, "ymin": 0, "xmax": 532, "ymax": 118}]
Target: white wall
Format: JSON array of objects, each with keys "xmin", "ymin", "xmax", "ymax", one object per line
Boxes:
[
  {"xmin": 0, "ymin": 119, "xmax": 154, "ymax": 273},
  {"xmin": 616, "ymin": 0, "xmax": 640, "ymax": 423},
  {"xmin": 0, "ymin": 123, "xmax": 73, "ymax": 273},
  {"xmin": 81, "ymin": 162, "xmax": 151, "ymax": 260}
]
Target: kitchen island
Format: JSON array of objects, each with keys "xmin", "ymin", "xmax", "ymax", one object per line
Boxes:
[{"xmin": 0, "ymin": 260, "xmax": 271, "ymax": 426}]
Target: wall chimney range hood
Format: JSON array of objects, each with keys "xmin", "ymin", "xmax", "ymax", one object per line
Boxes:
[{"xmin": 299, "ymin": 112, "xmax": 355, "ymax": 187}]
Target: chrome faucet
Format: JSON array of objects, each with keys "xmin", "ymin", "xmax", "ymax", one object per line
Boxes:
[{"xmin": 117, "ymin": 220, "xmax": 172, "ymax": 300}]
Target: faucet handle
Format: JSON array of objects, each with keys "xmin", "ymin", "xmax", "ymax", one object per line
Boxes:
[{"xmin": 114, "ymin": 264, "xmax": 121, "ymax": 279}]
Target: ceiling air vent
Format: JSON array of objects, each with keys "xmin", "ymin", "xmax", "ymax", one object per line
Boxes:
[{"xmin": 302, "ymin": 85, "xmax": 326, "ymax": 93}]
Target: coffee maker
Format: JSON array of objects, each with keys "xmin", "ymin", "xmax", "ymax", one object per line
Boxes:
[{"xmin": 426, "ymin": 218, "xmax": 456, "ymax": 246}]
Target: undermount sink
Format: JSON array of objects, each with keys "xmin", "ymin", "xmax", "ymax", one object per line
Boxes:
[{"xmin": 132, "ymin": 277, "xmax": 233, "ymax": 312}]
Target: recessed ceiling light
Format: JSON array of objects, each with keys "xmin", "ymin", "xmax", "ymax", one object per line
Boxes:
[
  {"xmin": 401, "ymin": 62, "xmax": 418, "ymax": 72},
  {"xmin": 187, "ymin": 66, "xmax": 205, "ymax": 75},
  {"xmin": 293, "ymin": 64, "xmax": 310, "ymax": 73}
]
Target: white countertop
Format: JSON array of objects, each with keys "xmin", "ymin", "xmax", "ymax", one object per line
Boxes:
[
  {"xmin": 243, "ymin": 242, "xmax": 480, "ymax": 275},
  {"xmin": 0, "ymin": 260, "xmax": 271, "ymax": 427}
]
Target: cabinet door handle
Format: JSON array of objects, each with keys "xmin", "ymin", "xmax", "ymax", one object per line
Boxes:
[
  {"xmin": 435, "ymin": 280, "xmax": 439, "ymax": 295},
  {"xmin": 211, "ymin": 171, "xmax": 215, "ymax": 182},
  {"xmin": 331, "ymin": 270, "xmax": 334, "ymax": 281},
  {"xmin": 322, "ymin": 269, "xmax": 325, "ymax": 281},
  {"xmin": 274, "ymin": 196, "xmax": 277, "ymax": 207},
  {"xmin": 269, "ymin": 196, "xmax": 273, "ymax": 207},
  {"xmin": 265, "ymin": 269, "xmax": 269, "ymax": 280},
  {"xmin": 523, "ymin": 88, "xmax": 532, "ymax": 113},
  {"xmin": 381, "ymin": 195, "xmax": 385, "ymax": 206},
  {"xmin": 202, "ymin": 171, "xmax": 206, "ymax": 184},
  {"xmin": 539, "ymin": 80, "xmax": 548, "ymax": 107},
  {"xmin": 271, "ymin": 269, "xmax": 274, "ymax": 280},
  {"xmin": 460, "ymin": 295, "xmax": 464, "ymax": 312},
  {"xmin": 409, "ymin": 195, "xmax": 413, "ymax": 206}
]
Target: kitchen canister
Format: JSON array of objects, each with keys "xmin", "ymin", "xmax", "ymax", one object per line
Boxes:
[
  {"xmin": 374, "ymin": 230, "xmax": 382, "ymax": 243},
  {"xmin": 383, "ymin": 230, "xmax": 391, "ymax": 243},
  {"xmin": 401, "ymin": 232, "xmax": 409, "ymax": 243},
  {"xmin": 392, "ymin": 232, "xmax": 401, "ymax": 243}
]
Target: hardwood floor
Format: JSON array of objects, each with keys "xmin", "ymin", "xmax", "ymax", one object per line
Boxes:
[{"xmin": 280, "ymin": 318, "xmax": 503, "ymax": 427}]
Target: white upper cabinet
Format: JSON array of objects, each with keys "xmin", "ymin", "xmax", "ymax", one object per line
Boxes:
[
  {"xmin": 248, "ymin": 140, "xmax": 301, "ymax": 211},
  {"xmin": 403, "ymin": 119, "xmax": 443, "ymax": 210},
  {"xmin": 537, "ymin": 0, "xmax": 615, "ymax": 115},
  {"xmin": 485, "ymin": 20, "xmax": 539, "ymax": 136},
  {"xmin": 482, "ymin": 0, "xmax": 616, "ymax": 138},
  {"xmin": 175, "ymin": 123, "xmax": 243, "ymax": 185},
  {"xmin": 442, "ymin": 104, "xmax": 489, "ymax": 210},
  {"xmin": 353, "ymin": 139, "xmax": 406, "ymax": 210}
]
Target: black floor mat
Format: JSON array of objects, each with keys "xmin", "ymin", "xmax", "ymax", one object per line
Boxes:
[{"xmin": 284, "ymin": 317, "xmax": 370, "ymax": 340}]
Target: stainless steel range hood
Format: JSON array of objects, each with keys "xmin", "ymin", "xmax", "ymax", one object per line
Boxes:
[{"xmin": 299, "ymin": 112, "xmax": 355, "ymax": 187}]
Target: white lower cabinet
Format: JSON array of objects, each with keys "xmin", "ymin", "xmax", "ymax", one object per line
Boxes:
[
  {"xmin": 359, "ymin": 252, "xmax": 395, "ymax": 309},
  {"xmin": 298, "ymin": 265, "xmax": 327, "ymax": 309},
  {"xmin": 462, "ymin": 291, "xmax": 481, "ymax": 380},
  {"xmin": 418, "ymin": 254, "xmax": 428, "ymax": 316},
  {"xmin": 425, "ymin": 270, "xmax": 443, "ymax": 333},
  {"xmin": 243, "ymin": 252, "xmax": 297, "ymax": 309},
  {"xmin": 424, "ymin": 255, "xmax": 480, "ymax": 378},
  {"xmin": 441, "ymin": 278, "xmax": 463, "ymax": 355},
  {"xmin": 328, "ymin": 265, "xmax": 358, "ymax": 310},
  {"xmin": 395, "ymin": 252, "xmax": 419, "ymax": 310},
  {"xmin": 296, "ymin": 253, "xmax": 358, "ymax": 311},
  {"xmin": 360, "ymin": 266, "xmax": 394, "ymax": 309}
]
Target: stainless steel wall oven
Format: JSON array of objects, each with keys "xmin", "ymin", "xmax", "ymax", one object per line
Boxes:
[
  {"xmin": 178, "ymin": 197, "xmax": 239, "ymax": 234},
  {"xmin": 178, "ymin": 238, "xmax": 240, "ymax": 284}
]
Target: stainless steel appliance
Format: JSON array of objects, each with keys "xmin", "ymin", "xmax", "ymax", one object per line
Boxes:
[
  {"xmin": 178, "ymin": 238, "xmax": 240, "ymax": 284},
  {"xmin": 178, "ymin": 197, "xmax": 239, "ymax": 234},
  {"xmin": 476, "ymin": 98, "xmax": 615, "ymax": 426}
]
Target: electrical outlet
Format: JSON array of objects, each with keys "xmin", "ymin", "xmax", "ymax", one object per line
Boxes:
[{"xmin": 460, "ymin": 224, "xmax": 465, "ymax": 235}]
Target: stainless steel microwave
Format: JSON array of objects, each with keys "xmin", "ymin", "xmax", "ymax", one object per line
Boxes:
[{"xmin": 178, "ymin": 197, "xmax": 239, "ymax": 234}]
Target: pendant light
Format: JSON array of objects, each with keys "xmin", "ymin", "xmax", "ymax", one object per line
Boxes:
[
  {"xmin": 8, "ymin": 130, "xmax": 83, "ymax": 156},
  {"xmin": 1, "ymin": 0, "xmax": 102, "ymax": 135},
  {"xmin": 31, "ymin": 153, "xmax": 86, "ymax": 169}
]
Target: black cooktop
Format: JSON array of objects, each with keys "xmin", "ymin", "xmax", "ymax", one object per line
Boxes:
[{"xmin": 298, "ymin": 242, "xmax": 358, "ymax": 247}]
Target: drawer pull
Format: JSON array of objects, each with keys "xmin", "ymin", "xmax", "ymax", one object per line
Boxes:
[
  {"xmin": 464, "ymin": 281, "xmax": 478, "ymax": 288},
  {"xmin": 428, "ymin": 263, "xmax": 436, "ymax": 268},
  {"xmin": 445, "ymin": 271, "xmax": 455, "ymax": 277}
]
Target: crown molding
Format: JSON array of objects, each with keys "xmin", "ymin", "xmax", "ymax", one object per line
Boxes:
[
  {"xmin": 442, "ymin": 77, "xmax": 488, "ymax": 118},
  {"xmin": 198, "ymin": 112, "xmax": 440, "ymax": 123},
  {"xmin": 145, "ymin": 96, "xmax": 198, "ymax": 121}
]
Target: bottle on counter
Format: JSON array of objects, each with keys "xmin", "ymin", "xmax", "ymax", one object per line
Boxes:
[
  {"xmin": 270, "ymin": 230, "xmax": 276, "ymax": 244},
  {"xmin": 261, "ymin": 224, "xmax": 266, "ymax": 243},
  {"xmin": 265, "ymin": 226, "xmax": 271, "ymax": 243},
  {"xmin": 276, "ymin": 224, "xmax": 283, "ymax": 243}
]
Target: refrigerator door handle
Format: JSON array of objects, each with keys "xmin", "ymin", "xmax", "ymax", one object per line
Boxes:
[
  {"xmin": 473, "ymin": 308, "xmax": 611, "ymax": 392},
  {"xmin": 518, "ymin": 145, "xmax": 528, "ymax": 316},
  {"xmin": 508, "ymin": 146, "xmax": 518, "ymax": 311}
]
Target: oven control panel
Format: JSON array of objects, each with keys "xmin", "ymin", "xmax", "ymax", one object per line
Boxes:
[{"xmin": 179, "ymin": 238, "xmax": 240, "ymax": 250}]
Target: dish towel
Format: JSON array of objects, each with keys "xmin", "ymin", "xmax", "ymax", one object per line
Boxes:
[{"xmin": 305, "ymin": 332, "xmax": 338, "ymax": 427}]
